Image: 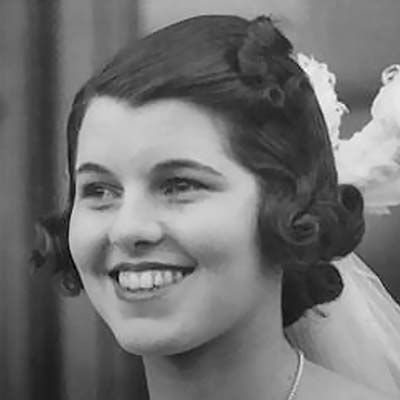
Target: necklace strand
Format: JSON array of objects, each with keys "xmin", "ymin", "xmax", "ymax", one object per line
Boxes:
[{"xmin": 286, "ymin": 349, "xmax": 304, "ymax": 400}]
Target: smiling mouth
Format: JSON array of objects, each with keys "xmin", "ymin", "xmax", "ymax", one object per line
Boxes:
[{"xmin": 108, "ymin": 263, "xmax": 195, "ymax": 293}]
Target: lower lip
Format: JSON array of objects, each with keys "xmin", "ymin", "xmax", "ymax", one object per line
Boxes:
[{"xmin": 110, "ymin": 271, "xmax": 195, "ymax": 302}]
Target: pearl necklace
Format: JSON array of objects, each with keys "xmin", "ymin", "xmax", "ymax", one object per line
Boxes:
[{"xmin": 286, "ymin": 349, "xmax": 304, "ymax": 400}]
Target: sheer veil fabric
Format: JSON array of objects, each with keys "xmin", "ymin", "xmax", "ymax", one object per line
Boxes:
[
  {"xmin": 285, "ymin": 253, "xmax": 400, "ymax": 396},
  {"xmin": 286, "ymin": 58, "xmax": 400, "ymax": 396}
]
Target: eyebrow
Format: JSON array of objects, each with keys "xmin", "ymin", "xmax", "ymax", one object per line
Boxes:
[
  {"xmin": 153, "ymin": 159, "xmax": 224, "ymax": 177},
  {"xmin": 76, "ymin": 162, "xmax": 112, "ymax": 176},
  {"xmin": 75, "ymin": 159, "xmax": 224, "ymax": 177}
]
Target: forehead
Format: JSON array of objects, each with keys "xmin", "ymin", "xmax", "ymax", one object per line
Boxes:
[{"xmin": 76, "ymin": 97, "xmax": 233, "ymax": 167}]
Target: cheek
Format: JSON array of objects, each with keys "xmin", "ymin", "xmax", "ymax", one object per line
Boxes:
[
  {"xmin": 168, "ymin": 195, "xmax": 260, "ymax": 269},
  {"xmin": 68, "ymin": 207, "xmax": 110, "ymax": 275},
  {"xmin": 161, "ymin": 198, "xmax": 267, "ymax": 348}
]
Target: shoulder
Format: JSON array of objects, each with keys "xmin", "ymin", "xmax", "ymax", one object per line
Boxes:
[{"xmin": 296, "ymin": 360, "xmax": 397, "ymax": 400}]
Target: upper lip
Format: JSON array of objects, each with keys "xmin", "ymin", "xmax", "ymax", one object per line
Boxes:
[{"xmin": 108, "ymin": 261, "xmax": 196, "ymax": 276}]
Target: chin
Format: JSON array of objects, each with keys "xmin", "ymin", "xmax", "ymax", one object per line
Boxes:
[{"xmin": 109, "ymin": 321, "xmax": 201, "ymax": 357}]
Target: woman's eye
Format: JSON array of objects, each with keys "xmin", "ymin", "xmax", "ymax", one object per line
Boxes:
[
  {"xmin": 161, "ymin": 177, "xmax": 207, "ymax": 197},
  {"xmin": 78, "ymin": 182, "xmax": 120, "ymax": 208}
]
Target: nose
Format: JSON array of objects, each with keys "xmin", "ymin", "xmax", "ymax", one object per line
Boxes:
[{"xmin": 107, "ymin": 192, "xmax": 164, "ymax": 253}]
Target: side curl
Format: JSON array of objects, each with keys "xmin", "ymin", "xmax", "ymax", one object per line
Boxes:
[
  {"xmin": 31, "ymin": 211, "xmax": 83, "ymax": 296},
  {"xmin": 266, "ymin": 183, "xmax": 365, "ymax": 327},
  {"xmin": 282, "ymin": 261, "xmax": 343, "ymax": 327}
]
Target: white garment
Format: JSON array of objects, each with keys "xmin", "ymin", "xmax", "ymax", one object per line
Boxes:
[{"xmin": 285, "ymin": 253, "xmax": 400, "ymax": 396}]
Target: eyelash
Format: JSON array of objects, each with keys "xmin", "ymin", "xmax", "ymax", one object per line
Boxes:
[
  {"xmin": 160, "ymin": 177, "xmax": 208, "ymax": 196},
  {"xmin": 78, "ymin": 183, "xmax": 120, "ymax": 207},
  {"xmin": 77, "ymin": 177, "xmax": 208, "ymax": 205}
]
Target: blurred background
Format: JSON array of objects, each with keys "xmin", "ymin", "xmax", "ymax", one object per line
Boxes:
[{"xmin": 1, "ymin": 0, "xmax": 400, "ymax": 399}]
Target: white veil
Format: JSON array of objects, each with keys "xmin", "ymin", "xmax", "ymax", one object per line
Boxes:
[
  {"xmin": 285, "ymin": 253, "xmax": 400, "ymax": 395},
  {"xmin": 286, "ymin": 58, "xmax": 400, "ymax": 395}
]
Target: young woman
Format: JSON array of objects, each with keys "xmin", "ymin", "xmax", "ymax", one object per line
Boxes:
[{"xmin": 35, "ymin": 15, "xmax": 399, "ymax": 400}]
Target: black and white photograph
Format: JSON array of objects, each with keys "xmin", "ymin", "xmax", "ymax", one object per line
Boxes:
[{"xmin": 1, "ymin": 1, "xmax": 400, "ymax": 399}]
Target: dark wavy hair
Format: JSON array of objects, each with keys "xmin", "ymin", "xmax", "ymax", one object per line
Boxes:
[{"xmin": 32, "ymin": 15, "xmax": 365, "ymax": 327}]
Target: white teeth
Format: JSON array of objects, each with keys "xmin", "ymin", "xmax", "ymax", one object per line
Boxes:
[
  {"xmin": 154, "ymin": 271, "xmax": 163, "ymax": 287},
  {"xmin": 140, "ymin": 271, "xmax": 153, "ymax": 289},
  {"xmin": 119, "ymin": 271, "xmax": 140, "ymax": 290},
  {"xmin": 163, "ymin": 270, "xmax": 174, "ymax": 285},
  {"xmin": 116, "ymin": 269, "xmax": 189, "ymax": 291},
  {"xmin": 129, "ymin": 273, "xmax": 140, "ymax": 288},
  {"xmin": 174, "ymin": 271, "xmax": 183, "ymax": 281}
]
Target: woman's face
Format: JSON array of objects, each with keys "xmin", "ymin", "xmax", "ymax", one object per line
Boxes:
[{"xmin": 69, "ymin": 97, "xmax": 278, "ymax": 355}]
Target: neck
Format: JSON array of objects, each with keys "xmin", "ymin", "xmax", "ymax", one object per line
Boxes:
[{"xmin": 143, "ymin": 298, "xmax": 298, "ymax": 400}]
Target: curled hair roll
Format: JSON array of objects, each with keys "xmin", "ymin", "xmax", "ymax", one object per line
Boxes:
[
  {"xmin": 31, "ymin": 211, "xmax": 83, "ymax": 296},
  {"xmin": 236, "ymin": 16, "xmax": 313, "ymax": 117},
  {"xmin": 279, "ymin": 184, "xmax": 365, "ymax": 327}
]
